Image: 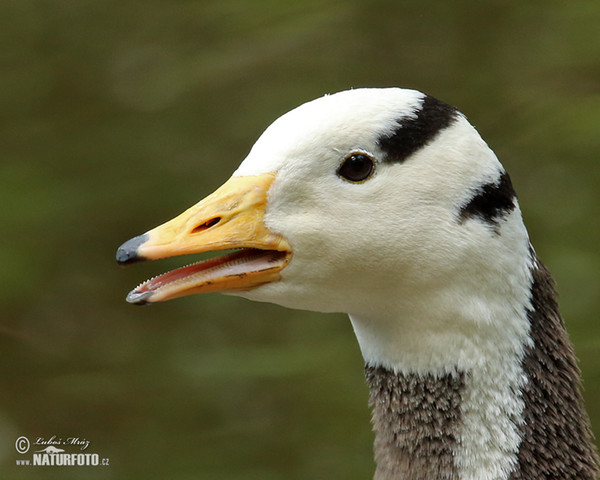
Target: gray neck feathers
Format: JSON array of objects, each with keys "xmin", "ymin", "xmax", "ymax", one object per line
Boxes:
[
  {"xmin": 365, "ymin": 366, "xmax": 464, "ymax": 480},
  {"xmin": 364, "ymin": 252, "xmax": 599, "ymax": 480}
]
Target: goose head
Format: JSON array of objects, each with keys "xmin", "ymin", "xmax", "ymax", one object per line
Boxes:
[{"xmin": 117, "ymin": 87, "xmax": 529, "ymax": 372}]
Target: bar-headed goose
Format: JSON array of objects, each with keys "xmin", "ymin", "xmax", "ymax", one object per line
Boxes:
[{"xmin": 117, "ymin": 88, "xmax": 599, "ymax": 480}]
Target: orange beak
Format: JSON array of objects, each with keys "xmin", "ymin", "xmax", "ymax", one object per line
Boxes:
[{"xmin": 116, "ymin": 173, "xmax": 292, "ymax": 304}]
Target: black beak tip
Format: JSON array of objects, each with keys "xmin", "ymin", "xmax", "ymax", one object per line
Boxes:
[{"xmin": 116, "ymin": 233, "xmax": 149, "ymax": 265}]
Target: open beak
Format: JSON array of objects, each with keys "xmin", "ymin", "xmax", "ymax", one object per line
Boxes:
[{"xmin": 116, "ymin": 173, "xmax": 292, "ymax": 305}]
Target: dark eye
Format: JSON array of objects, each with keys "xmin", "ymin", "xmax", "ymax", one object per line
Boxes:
[{"xmin": 337, "ymin": 154, "xmax": 375, "ymax": 183}]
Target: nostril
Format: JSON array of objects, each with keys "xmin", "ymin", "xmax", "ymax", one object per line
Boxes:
[{"xmin": 191, "ymin": 217, "xmax": 221, "ymax": 234}]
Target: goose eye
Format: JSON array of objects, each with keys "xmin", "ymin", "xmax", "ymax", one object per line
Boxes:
[{"xmin": 337, "ymin": 154, "xmax": 375, "ymax": 183}]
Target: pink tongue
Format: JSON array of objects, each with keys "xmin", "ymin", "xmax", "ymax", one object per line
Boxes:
[
  {"xmin": 137, "ymin": 251, "xmax": 246, "ymax": 293},
  {"xmin": 141, "ymin": 263, "xmax": 205, "ymax": 292},
  {"xmin": 136, "ymin": 249, "xmax": 285, "ymax": 293}
]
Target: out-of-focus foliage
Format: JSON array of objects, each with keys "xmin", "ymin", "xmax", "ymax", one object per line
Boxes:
[{"xmin": 1, "ymin": 1, "xmax": 599, "ymax": 478}]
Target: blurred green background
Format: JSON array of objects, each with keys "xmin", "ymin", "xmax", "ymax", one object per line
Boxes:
[{"xmin": 1, "ymin": 1, "xmax": 599, "ymax": 478}]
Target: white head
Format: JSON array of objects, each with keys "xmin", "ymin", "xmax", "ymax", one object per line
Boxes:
[
  {"xmin": 232, "ymin": 89, "xmax": 531, "ymax": 372},
  {"xmin": 119, "ymin": 87, "xmax": 532, "ymax": 373}
]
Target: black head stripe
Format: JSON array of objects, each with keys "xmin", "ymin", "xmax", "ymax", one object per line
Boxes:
[
  {"xmin": 458, "ymin": 171, "xmax": 516, "ymax": 228},
  {"xmin": 378, "ymin": 94, "xmax": 459, "ymax": 163}
]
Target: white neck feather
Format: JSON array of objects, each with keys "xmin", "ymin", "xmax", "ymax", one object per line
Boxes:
[{"xmin": 349, "ymin": 209, "xmax": 534, "ymax": 480}]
